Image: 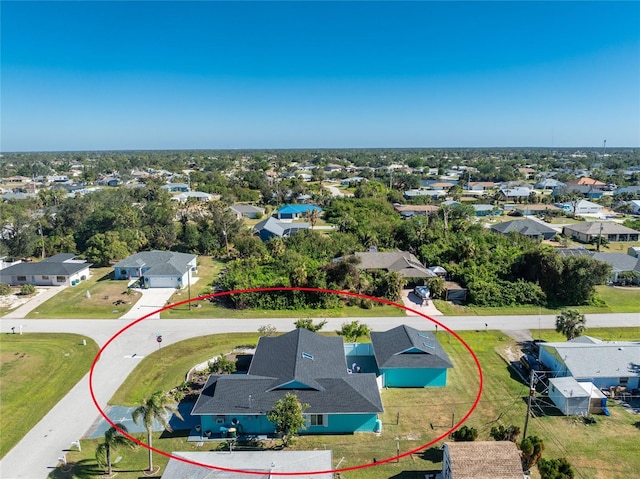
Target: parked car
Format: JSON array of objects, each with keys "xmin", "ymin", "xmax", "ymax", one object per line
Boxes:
[{"xmin": 414, "ymin": 285, "xmax": 430, "ymax": 300}]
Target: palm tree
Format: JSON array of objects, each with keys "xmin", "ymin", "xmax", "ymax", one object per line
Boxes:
[
  {"xmin": 307, "ymin": 208, "xmax": 320, "ymax": 229},
  {"xmin": 555, "ymin": 309, "xmax": 586, "ymax": 341},
  {"xmin": 132, "ymin": 391, "xmax": 183, "ymax": 472},
  {"xmin": 95, "ymin": 424, "xmax": 136, "ymax": 475}
]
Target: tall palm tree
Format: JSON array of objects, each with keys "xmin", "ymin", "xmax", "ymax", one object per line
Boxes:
[
  {"xmin": 95, "ymin": 423, "xmax": 136, "ymax": 475},
  {"xmin": 132, "ymin": 391, "xmax": 183, "ymax": 472}
]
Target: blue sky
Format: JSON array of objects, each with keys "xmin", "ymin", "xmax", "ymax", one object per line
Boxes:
[{"xmin": 1, "ymin": 1, "xmax": 639, "ymax": 151}]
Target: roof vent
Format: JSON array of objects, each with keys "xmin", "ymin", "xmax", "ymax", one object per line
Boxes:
[{"xmin": 302, "ymin": 352, "xmax": 314, "ymax": 360}]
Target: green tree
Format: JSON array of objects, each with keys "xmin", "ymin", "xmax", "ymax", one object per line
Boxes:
[
  {"xmin": 337, "ymin": 320, "xmax": 371, "ymax": 343},
  {"xmin": 555, "ymin": 309, "xmax": 586, "ymax": 341},
  {"xmin": 132, "ymin": 391, "xmax": 183, "ymax": 472},
  {"xmin": 294, "ymin": 318, "xmax": 327, "ymax": 332},
  {"xmin": 266, "ymin": 392, "xmax": 309, "ymax": 447},
  {"xmin": 258, "ymin": 324, "xmax": 278, "ymax": 337},
  {"xmin": 489, "ymin": 424, "xmax": 521, "ymax": 442},
  {"xmin": 521, "ymin": 436, "xmax": 545, "ymax": 470},
  {"xmin": 538, "ymin": 457, "xmax": 575, "ymax": 479},
  {"xmin": 208, "ymin": 355, "xmax": 236, "ymax": 374},
  {"xmin": 450, "ymin": 425, "xmax": 478, "ymax": 441},
  {"xmin": 0, "ymin": 283, "xmax": 11, "ymax": 296},
  {"xmin": 84, "ymin": 231, "xmax": 131, "ymax": 266},
  {"xmin": 95, "ymin": 424, "xmax": 136, "ymax": 475},
  {"xmin": 427, "ymin": 277, "xmax": 446, "ymax": 299}
]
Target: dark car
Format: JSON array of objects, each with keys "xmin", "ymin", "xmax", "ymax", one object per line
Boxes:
[{"xmin": 414, "ymin": 285, "xmax": 430, "ymax": 300}]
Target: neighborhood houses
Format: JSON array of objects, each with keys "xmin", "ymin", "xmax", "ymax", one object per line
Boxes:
[{"xmin": 1, "ymin": 147, "xmax": 639, "ymax": 479}]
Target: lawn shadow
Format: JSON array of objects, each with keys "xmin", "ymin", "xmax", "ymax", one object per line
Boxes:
[
  {"xmin": 633, "ymin": 421, "xmax": 640, "ymax": 430},
  {"xmin": 48, "ymin": 459, "xmax": 103, "ymax": 479},
  {"xmin": 420, "ymin": 446, "xmax": 443, "ymax": 463},
  {"xmin": 389, "ymin": 471, "xmax": 440, "ymax": 479},
  {"xmin": 159, "ymin": 428, "xmax": 190, "ymax": 439},
  {"xmin": 96, "ymin": 270, "xmax": 116, "ymax": 282}
]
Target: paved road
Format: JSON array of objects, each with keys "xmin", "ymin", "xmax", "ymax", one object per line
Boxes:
[{"xmin": 1, "ymin": 312, "xmax": 638, "ymax": 478}]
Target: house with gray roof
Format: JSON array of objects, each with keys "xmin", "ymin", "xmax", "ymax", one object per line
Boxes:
[
  {"xmin": 229, "ymin": 204, "xmax": 266, "ymax": 219},
  {"xmin": 0, "ymin": 253, "xmax": 91, "ymax": 287},
  {"xmin": 498, "ymin": 186, "xmax": 532, "ymax": 200},
  {"xmin": 160, "ymin": 451, "xmax": 333, "ymax": 479},
  {"xmin": 539, "ymin": 336, "xmax": 640, "ymax": 390},
  {"xmin": 490, "ymin": 219, "xmax": 557, "ymax": 240},
  {"xmin": 353, "ymin": 251, "xmax": 436, "ymax": 279},
  {"xmin": 191, "ymin": 328, "xmax": 383, "ymax": 437},
  {"xmin": 562, "ymin": 222, "xmax": 640, "ymax": 243},
  {"xmin": 253, "ymin": 217, "xmax": 309, "ymax": 241},
  {"xmin": 370, "ymin": 325, "xmax": 453, "ymax": 387},
  {"xmin": 557, "ymin": 249, "xmax": 640, "ymax": 284},
  {"xmin": 113, "ymin": 250, "xmax": 196, "ymax": 288}
]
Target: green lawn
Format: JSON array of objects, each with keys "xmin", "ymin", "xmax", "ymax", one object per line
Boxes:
[
  {"xmin": 0, "ymin": 333, "xmax": 99, "ymax": 458},
  {"xmin": 25, "ymin": 268, "xmax": 142, "ymax": 319},
  {"xmin": 435, "ymin": 285, "xmax": 640, "ymax": 316},
  {"xmin": 80, "ymin": 328, "xmax": 640, "ymax": 479}
]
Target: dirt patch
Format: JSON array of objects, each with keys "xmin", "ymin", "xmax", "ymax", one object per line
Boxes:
[{"xmin": 0, "ymin": 290, "xmax": 45, "ymax": 311}]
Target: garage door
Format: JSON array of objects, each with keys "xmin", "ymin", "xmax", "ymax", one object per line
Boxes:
[{"xmin": 148, "ymin": 276, "xmax": 178, "ymax": 288}]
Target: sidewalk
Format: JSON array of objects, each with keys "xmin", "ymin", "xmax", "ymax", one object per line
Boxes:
[{"xmin": 2, "ymin": 286, "xmax": 68, "ymax": 319}]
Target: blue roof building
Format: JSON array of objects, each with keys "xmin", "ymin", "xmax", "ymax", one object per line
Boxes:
[{"xmin": 276, "ymin": 204, "xmax": 322, "ymax": 220}]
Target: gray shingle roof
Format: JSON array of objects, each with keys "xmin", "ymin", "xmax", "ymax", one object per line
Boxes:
[
  {"xmin": 563, "ymin": 222, "xmax": 640, "ymax": 235},
  {"xmin": 0, "ymin": 255, "xmax": 90, "ymax": 276},
  {"xmin": 254, "ymin": 217, "xmax": 309, "ymax": 237},
  {"xmin": 354, "ymin": 251, "xmax": 436, "ymax": 278},
  {"xmin": 370, "ymin": 325, "xmax": 453, "ymax": 370},
  {"xmin": 191, "ymin": 329, "xmax": 383, "ymax": 416},
  {"xmin": 490, "ymin": 219, "xmax": 556, "ymax": 237},
  {"xmin": 112, "ymin": 250, "xmax": 195, "ymax": 277}
]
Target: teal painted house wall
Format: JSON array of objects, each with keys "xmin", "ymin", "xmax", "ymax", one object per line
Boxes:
[
  {"xmin": 199, "ymin": 413, "xmax": 379, "ymax": 436},
  {"xmin": 303, "ymin": 414, "xmax": 378, "ymax": 434},
  {"xmin": 382, "ymin": 368, "xmax": 447, "ymax": 388}
]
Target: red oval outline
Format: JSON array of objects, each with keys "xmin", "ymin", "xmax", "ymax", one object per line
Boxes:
[{"xmin": 89, "ymin": 287, "xmax": 483, "ymax": 476}]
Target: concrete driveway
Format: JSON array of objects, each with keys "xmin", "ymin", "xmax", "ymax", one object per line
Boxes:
[
  {"xmin": 119, "ymin": 286, "xmax": 181, "ymax": 320},
  {"xmin": 401, "ymin": 288, "xmax": 443, "ymax": 317}
]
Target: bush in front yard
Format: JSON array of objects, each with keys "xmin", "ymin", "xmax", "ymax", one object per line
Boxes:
[
  {"xmin": 0, "ymin": 283, "xmax": 11, "ymax": 296},
  {"xmin": 20, "ymin": 284, "xmax": 36, "ymax": 296}
]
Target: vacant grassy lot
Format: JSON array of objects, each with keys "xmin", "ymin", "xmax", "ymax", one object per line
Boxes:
[
  {"xmin": 90, "ymin": 328, "xmax": 640, "ymax": 479},
  {"xmin": 25, "ymin": 268, "xmax": 141, "ymax": 319},
  {"xmin": 435, "ymin": 284, "xmax": 640, "ymax": 316},
  {"xmin": 0, "ymin": 333, "xmax": 98, "ymax": 458}
]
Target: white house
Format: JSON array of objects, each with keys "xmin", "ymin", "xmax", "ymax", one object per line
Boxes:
[
  {"xmin": 0, "ymin": 254, "xmax": 91, "ymax": 287},
  {"xmin": 555, "ymin": 199, "xmax": 603, "ymax": 216},
  {"xmin": 113, "ymin": 251, "xmax": 197, "ymax": 289}
]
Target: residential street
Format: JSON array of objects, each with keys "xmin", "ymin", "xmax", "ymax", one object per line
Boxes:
[{"xmin": 1, "ymin": 312, "xmax": 638, "ymax": 478}]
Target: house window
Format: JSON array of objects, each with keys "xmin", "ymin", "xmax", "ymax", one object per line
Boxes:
[
  {"xmin": 308, "ymin": 414, "xmax": 326, "ymax": 427},
  {"xmin": 620, "ymin": 377, "xmax": 629, "ymax": 386},
  {"xmin": 42, "ymin": 275, "xmax": 49, "ymax": 280},
  {"xmin": 56, "ymin": 276, "xmax": 66, "ymax": 282},
  {"xmin": 120, "ymin": 269, "xmax": 127, "ymax": 276},
  {"xmin": 17, "ymin": 276, "xmax": 26, "ymax": 281}
]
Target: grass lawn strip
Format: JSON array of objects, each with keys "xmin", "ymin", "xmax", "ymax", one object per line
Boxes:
[
  {"xmin": 0, "ymin": 333, "xmax": 99, "ymax": 458},
  {"xmin": 97, "ymin": 328, "xmax": 640, "ymax": 479},
  {"xmin": 25, "ymin": 267, "xmax": 142, "ymax": 319}
]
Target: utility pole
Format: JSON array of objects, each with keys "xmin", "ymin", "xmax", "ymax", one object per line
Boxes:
[
  {"xmin": 597, "ymin": 222, "xmax": 603, "ymax": 252},
  {"xmin": 522, "ymin": 370, "xmax": 536, "ymax": 439},
  {"xmin": 187, "ymin": 264, "xmax": 192, "ymax": 310}
]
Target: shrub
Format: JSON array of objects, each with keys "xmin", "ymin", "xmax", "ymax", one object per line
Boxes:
[
  {"xmin": 0, "ymin": 283, "xmax": 11, "ymax": 296},
  {"xmin": 449, "ymin": 425, "xmax": 478, "ymax": 441},
  {"xmin": 538, "ymin": 457, "xmax": 575, "ymax": 479},
  {"xmin": 20, "ymin": 284, "xmax": 36, "ymax": 296}
]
